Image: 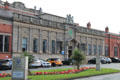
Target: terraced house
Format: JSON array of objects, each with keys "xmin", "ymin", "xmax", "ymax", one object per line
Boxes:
[{"xmin": 0, "ymin": 1, "xmax": 107, "ymax": 60}]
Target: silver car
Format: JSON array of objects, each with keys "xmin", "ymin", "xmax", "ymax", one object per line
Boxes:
[
  {"xmin": 29, "ymin": 59, "xmax": 42, "ymax": 67},
  {"xmin": 40, "ymin": 60, "xmax": 51, "ymax": 67}
]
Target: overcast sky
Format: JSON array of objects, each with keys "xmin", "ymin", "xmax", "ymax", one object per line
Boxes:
[{"xmin": 3, "ymin": 0, "xmax": 120, "ymax": 33}]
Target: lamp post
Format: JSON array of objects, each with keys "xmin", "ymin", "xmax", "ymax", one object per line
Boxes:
[
  {"xmin": 64, "ymin": 24, "xmax": 66, "ymax": 60},
  {"xmin": 96, "ymin": 40, "xmax": 101, "ymax": 71}
]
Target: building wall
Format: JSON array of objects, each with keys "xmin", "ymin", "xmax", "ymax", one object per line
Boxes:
[
  {"xmin": 0, "ymin": 20, "xmax": 12, "ymax": 59},
  {"xmin": 105, "ymin": 33, "xmax": 120, "ymax": 58},
  {"xmin": 12, "ymin": 21, "xmax": 65, "ymax": 60},
  {"xmin": 0, "ymin": 1, "xmax": 105, "ymax": 60}
]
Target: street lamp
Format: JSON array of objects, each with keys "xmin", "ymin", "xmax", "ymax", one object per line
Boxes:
[{"xmin": 64, "ymin": 25, "xmax": 66, "ymax": 60}]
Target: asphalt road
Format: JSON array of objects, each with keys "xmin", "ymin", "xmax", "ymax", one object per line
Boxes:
[{"xmin": 0, "ymin": 63, "xmax": 120, "ymax": 73}]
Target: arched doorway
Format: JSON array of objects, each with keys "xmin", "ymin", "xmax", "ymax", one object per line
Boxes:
[{"xmin": 67, "ymin": 38, "xmax": 78, "ymax": 58}]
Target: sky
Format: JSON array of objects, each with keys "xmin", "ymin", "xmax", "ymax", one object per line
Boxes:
[{"xmin": 3, "ymin": 0, "xmax": 120, "ymax": 33}]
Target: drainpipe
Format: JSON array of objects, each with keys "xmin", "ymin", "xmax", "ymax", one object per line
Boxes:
[{"xmin": 11, "ymin": 13, "xmax": 14, "ymax": 58}]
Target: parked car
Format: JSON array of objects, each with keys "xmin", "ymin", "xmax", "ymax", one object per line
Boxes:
[
  {"xmin": 47, "ymin": 58, "xmax": 63, "ymax": 67},
  {"xmin": 62, "ymin": 59, "xmax": 74, "ymax": 65},
  {"xmin": 88, "ymin": 57, "xmax": 106, "ymax": 64},
  {"xmin": 29, "ymin": 58, "xmax": 42, "ymax": 68},
  {"xmin": 0, "ymin": 59, "xmax": 12, "ymax": 69},
  {"xmin": 40, "ymin": 60, "xmax": 51, "ymax": 67},
  {"xmin": 103, "ymin": 57, "xmax": 112, "ymax": 63},
  {"xmin": 62, "ymin": 59, "xmax": 72, "ymax": 65},
  {"xmin": 110, "ymin": 57, "xmax": 120, "ymax": 63}
]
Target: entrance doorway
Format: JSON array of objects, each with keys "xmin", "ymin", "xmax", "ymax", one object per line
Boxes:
[{"xmin": 68, "ymin": 46, "xmax": 72, "ymax": 58}]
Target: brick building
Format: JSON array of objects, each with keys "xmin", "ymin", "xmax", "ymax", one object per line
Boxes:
[
  {"xmin": 105, "ymin": 27, "xmax": 120, "ymax": 58},
  {"xmin": 0, "ymin": 5, "xmax": 13, "ymax": 59},
  {"xmin": 0, "ymin": 1, "xmax": 106, "ymax": 60}
]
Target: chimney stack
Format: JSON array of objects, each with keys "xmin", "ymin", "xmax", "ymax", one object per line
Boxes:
[
  {"xmin": 105, "ymin": 26, "xmax": 109, "ymax": 33},
  {"xmin": 4, "ymin": 1, "xmax": 9, "ymax": 10},
  {"xmin": 87, "ymin": 22, "xmax": 91, "ymax": 29}
]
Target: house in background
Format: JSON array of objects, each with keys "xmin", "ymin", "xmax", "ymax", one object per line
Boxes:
[
  {"xmin": 105, "ymin": 27, "xmax": 120, "ymax": 58},
  {"xmin": 0, "ymin": 3, "xmax": 13, "ymax": 59}
]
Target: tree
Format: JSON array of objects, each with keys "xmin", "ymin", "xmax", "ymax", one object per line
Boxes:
[
  {"xmin": 21, "ymin": 52, "xmax": 34, "ymax": 75},
  {"xmin": 71, "ymin": 48, "xmax": 86, "ymax": 69}
]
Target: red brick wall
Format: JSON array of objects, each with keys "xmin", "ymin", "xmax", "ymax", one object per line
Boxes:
[
  {"xmin": 0, "ymin": 24, "xmax": 12, "ymax": 33},
  {"xmin": 0, "ymin": 23, "xmax": 12, "ymax": 59},
  {"xmin": 105, "ymin": 33, "xmax": 120, "ymax": 58},
  {"xmin": 0, "ymin": 53, "xmax": 12, "ymax": 59}
]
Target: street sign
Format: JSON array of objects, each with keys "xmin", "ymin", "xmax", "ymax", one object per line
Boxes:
[
  {"xmin": 12, "ymin": 57, "xmax": 28, "ymax": 80},
  {"xmin": 61, "ymin": 51, "xmax": 64, "ymax": 55},
  {"xmin": 68, "ymin": 29, "xmax": 73, "ymax": 37}
]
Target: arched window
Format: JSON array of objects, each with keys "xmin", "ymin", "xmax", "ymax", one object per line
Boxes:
[
  {"xmin": 22, "ymin": 38, "xmax": 27, "ymax": 52},
  {"xmin": 114, "ymin": 47, "xmax": 118, "ymax": 56},
  {"xmin": 52, "ymin": 40, "xmax": 55, "ymax": 54},
  {"xmin": 105, "ymin": 46, "xmax": 108, "ymax": 56},
  {"xmin": 88, "ymin": 44, "xmax": 92, "ymax": 55},
  {"xmin": 93, "ymin": 45, "xmax": 97, "ymax": 55},
  {"xmin": 33, "ymin": 39, "xmax": 38, "ymax": 53},
  {"xmin": 43, "ymin": 39, "xmax": 47, "ymax": 53}
]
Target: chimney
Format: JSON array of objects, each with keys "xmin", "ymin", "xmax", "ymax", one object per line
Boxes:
[
  {"xmin": 4, "ymin": 1, "xmax": 9, "ymax": 10},
  {"xmin": 87, "ymin": 22, "xmax": 91, "ymax": 29},
  {"xmin": 105, "ymin": 26, "xmax": 109, "ymax": 33}
]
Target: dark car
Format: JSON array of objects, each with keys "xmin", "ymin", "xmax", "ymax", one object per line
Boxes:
[
  {"xmin": 88, "ymin": 57, "xmax": 106, "ymax": 64},
  {"xmin": 0, "ymin": 59, "xmax": 12, "ymax": 69},
  {"xmin": 62, "ymin": 59, "xmax": 73, "ymax": 65},
  {"xmin": 110, "ymin": 57, "xmax": 120, "ymax": 63}
]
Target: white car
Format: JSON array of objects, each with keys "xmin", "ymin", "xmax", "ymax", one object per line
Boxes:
[
  {"xmin": 40, "ymin": 60, "xmax": 51, "ymax": 67},
  {"xmin": 29, "ymin": 59, "xmax": 42, "ymax": 67}
]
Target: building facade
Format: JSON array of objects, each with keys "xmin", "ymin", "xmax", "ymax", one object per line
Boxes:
[
  {"xmin": 0, "ymin": 1, "xmax": 106, "ymax": 60},
  {"xmin": 0, "ymin": 5, "xmax": 13, "ymax": 59},
  {"xmin": 105, "ymin": 27, "xmax": 120, "ymax": 58}
]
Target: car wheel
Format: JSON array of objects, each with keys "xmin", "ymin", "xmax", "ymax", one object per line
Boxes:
[{"xmin": 52, "ymin": 63, "xmax": 56, "ymax": 67}]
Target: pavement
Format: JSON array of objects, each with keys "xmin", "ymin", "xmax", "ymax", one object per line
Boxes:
[
  {"xmin": 74, "ymin": 73, "xmax": 120, "ymax": 80},
  {"xmin": 74, "ymin": 63, "xmax": 120, "ymax": 80}
]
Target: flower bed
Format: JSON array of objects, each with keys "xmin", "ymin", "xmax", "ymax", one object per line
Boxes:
[
  {"xmin": 0, "ymin": 72, "xmax": 11, "ymax": 77},
  {"xmin": 34, "ymin": 67, "xmax": 95, "ymax": 75},
  {"xmin": 0, "ymin": 67, "xmax": 95, "ymax": 78}
]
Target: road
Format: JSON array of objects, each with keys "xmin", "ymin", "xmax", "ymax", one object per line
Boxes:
[{"xmin": 0, "ymin": 63, "xmax": 120, "ymax": 73}]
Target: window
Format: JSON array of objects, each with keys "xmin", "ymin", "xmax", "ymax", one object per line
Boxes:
[
  {"xmin": 93, "ymin": 45, "xmax": 97, "ymax": 55},
  {"xmin": 4, "ymin": 36, "xmax": 9, "ymax": 52},
  {"xmin": 43, "ymin": 39, "xmax": 47, "ymax": 53},
  {"xmin": 114, "ymin": 47, "xmax": 118, "ymax": 56},
  {"xmin": 56, "ymin": 41, "xmax": 62, "ymax": 54},
  {"xmin": 88, "ymin": 44, "xmax": 92, "ymax": 55},
  {"xmin": 52, "ymin": 40, "xmax": 55, "ymax": 54},
  {"xmin": 0, "ymin": 35, "xmax": 3, "ymax": 52},
  {"xmin": 105, "ymin": 46, "xmax": 108, "ymax": 56},
  {"xmin": 0, "ymin": 35, "xmax": 10, "ymax": 52},
  {"xmin": 22, "ymin": 38, "xmax": 27, "ymax": 52},
  {"xmin": 98, "ymin": 45, "xmax": 102, "ymax": 55},
  {"xmin": 33, "ymin": 39, "xmax": 38, "ymax": 53},
  {"xmin": 80, "ymin": 43, "xmax": 86, "ymax": 51}
]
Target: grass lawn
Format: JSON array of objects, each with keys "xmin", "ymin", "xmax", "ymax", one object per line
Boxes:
[{"xmin": 0, "ymin": 68, "xmax": 120, "ymax": 80}]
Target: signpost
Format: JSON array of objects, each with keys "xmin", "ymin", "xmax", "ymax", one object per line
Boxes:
[
  {"xmin": 12, "ymin": 57, "xmax": 28, "ymax": 80},
  {"xmin": 96, "ymin": 53, "xmax": 101, "ymax": 71}
]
